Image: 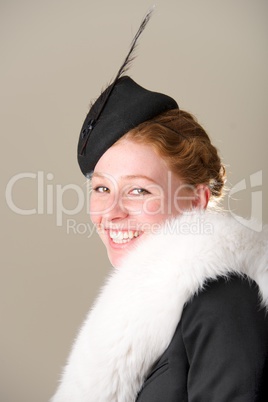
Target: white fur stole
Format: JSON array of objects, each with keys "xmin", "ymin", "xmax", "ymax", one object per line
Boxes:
[{"xmin": 51, "ymin": 211, "xmax": 268, "ymax": 402}]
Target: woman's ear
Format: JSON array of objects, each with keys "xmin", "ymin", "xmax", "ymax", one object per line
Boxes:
[{"xmin": 192, "ymin": 184, "xmax": 211, "ymax": 210}]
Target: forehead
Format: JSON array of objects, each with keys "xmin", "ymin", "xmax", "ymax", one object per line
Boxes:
[{"xmin": 93, "ymin": 139, "xmax": 168, "ymax": 180}]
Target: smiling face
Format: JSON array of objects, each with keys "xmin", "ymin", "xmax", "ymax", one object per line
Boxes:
[{"xmin": 90, "ymin": 139, "xmax": 205, "ymax": 267}]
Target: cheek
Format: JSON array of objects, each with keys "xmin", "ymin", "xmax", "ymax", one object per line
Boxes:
[
  {"xmin": 89, "ymin": 196, "xmax": 101, "ymax": 225},
  {"xmin": 89, "ymin": 200, "xmax": 106, "ymax": 242},
  {"xmin": 172, "ymin": 190, "xmax": 195, "ymax": 214},
  {"xmin": 143, "ymin": 199, "xmax": 163, "ymax": 215},
  {"xmin": 139, "ymin": 198, "xmax": 166, "ymax": 223}
]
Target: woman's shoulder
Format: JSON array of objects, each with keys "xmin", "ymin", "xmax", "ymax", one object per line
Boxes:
[
  {"xmin": 181, "ymin": 274, "xmax": 268, "ymax": 359},
  {"xmin": 182, "ymin": 274, "xmax": 268, "ymax": 329},
  {"xmin": 187, "ymin": 274, "xmax": 265, "ymax": 311}
]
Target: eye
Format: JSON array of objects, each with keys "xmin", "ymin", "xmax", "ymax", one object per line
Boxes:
[
  {"xmin": 94, "ymin": 186, "xmax": 110, "ymax": 193},
  {"xmin": 129, "ymin": 188, "xmax": 150, "ymax": 196}
]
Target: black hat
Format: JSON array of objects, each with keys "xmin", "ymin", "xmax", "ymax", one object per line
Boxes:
[
  {"xmin": 77, "ymin": 8, "xmax": 178, "ymax": 177},
  {"xmin": 77, "ymin": 76, "xmax": 178, "ymax": 176}
]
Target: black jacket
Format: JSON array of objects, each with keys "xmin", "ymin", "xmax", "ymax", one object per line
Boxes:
[{"xmin": 137, "ymin": 275, "xmax": 268, "ymax": 401}]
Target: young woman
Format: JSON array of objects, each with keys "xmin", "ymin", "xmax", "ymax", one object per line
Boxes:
[{"xmin": 51, "ymin": 76, "xmax": 268, "ymax": 402}]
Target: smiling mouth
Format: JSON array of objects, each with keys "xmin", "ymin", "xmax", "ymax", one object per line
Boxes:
[{"xmin": 109, "ymin": 230, "xmax": 142, "ymax": 244}]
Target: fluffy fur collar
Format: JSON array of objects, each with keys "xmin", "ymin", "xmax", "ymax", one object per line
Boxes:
[{"xmin": 51, "ymin": 211, "xmax": 268, "ymax": 402}]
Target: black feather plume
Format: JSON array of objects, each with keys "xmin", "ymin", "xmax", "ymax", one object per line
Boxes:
[
  {"xmin": 112, "ymin": 7, "xmax": 155, "ymax": 84},
  {"xmin": 95, "ymin": 6, "xmax": 155, "ymax": 121},
  {"xmin": 79, "ymin": 7, "xmax": 155, "ymax": 156}
]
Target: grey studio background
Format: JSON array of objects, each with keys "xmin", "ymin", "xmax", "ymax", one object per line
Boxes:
[{"xmin": 1, "ymin": 1, "xmax": 267, "ymax": 401}]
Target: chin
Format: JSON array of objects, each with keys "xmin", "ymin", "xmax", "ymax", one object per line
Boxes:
[{"xmin": 108, "ymin": 251, "xmax": 127, "ymax": 268}]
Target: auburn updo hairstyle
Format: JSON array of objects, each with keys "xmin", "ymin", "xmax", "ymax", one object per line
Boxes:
[{"xmin": 121, "ymin": 109, "xmax": 226, "ymax": 205}]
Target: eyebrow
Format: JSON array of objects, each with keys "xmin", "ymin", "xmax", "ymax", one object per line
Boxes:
[{"xmin": 91, "ymin": 172, "xmax": 158, "ymax": 184}]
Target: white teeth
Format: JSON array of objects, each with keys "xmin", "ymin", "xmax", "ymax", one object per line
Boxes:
[{"xmin": 109, "ymin": 230, "xmax": 140, "ymax": 243}]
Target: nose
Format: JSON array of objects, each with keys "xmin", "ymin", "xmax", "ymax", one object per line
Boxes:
[{"xmin": 103, "ymin": 198, "xmax": 129, "ymax": 222}]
